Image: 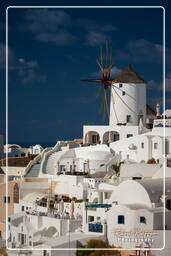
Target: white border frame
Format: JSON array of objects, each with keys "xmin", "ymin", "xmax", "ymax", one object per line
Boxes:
[{"xmin": 5, "ymin": 5, "xmax": 166, "ymax": 252}]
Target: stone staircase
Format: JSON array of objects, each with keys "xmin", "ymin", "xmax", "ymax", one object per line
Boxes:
[{"xmin": 25, "ymin": 163, "xmax": 41, "ymax": 178}]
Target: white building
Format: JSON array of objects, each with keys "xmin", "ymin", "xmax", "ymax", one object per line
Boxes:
[{"xmin": 83, "ymin": 65, "xmax": 155, "ymax": 145}]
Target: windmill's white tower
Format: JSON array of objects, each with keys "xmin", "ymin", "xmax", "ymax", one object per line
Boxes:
[{"xmin": 109, "ymin": 65, "xmax": 146, "ymax": 126}]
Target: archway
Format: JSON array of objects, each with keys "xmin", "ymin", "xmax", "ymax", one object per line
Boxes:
[
  {"xmin": 13, "ymin": 183, "xmax": 19, "ymax": 203},
  {"xmin": 85, "ymin": 131, "xmax": 100, "ymax": 144},
  {"xmin": 103, "ymin": 131, "xmax": 120, "ymax": 144}
]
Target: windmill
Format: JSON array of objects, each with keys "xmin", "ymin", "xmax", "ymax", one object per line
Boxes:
[{"xmin": 81, "ymin": 40, "xmax": 114, "ymax": 119}]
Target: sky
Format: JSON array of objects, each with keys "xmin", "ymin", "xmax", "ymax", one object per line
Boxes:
[{"xmin": 0, "ymin": 0, "xmax": 171, "ymax": 145}]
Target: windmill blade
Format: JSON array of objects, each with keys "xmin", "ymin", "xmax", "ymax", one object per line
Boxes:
[
  {"xmin": 110, "ymin": 42, "xmax": 113, "ymax": 67},
  {"xmin": 100, "ymin": 43, "xmax": 103, "ymax": 67},
  {"xmin": 103, "ymin": 87, "xmax": 109, "ymax": 119},
  {"xmin": 97, "ymin": 59, "xmax": 104, "ymax": 72},
  {"xmin": 95, "ymin": 83, "xmax": 103, "ymax": 99},
  {"xmin": 80, "ymin": 79, "xmax": 102, "ymax": 83},
  {"xmin": 98, "ymin": 93, "xmax": 105, "ymax": 117},
  {"xmin": 106, "ymin": 40, "xmax": 108, "ymax": 68}
]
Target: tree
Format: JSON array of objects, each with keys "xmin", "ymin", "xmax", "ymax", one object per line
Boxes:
[{"xmin": 76, "ymin": 240, "xmax": 121, "ymax": 256}]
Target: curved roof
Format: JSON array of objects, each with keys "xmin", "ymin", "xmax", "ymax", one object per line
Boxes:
[
  {"xmin": 5, "ymin": 144, "xmax": 22, "ymax": 149},
  {"xmin": 85, "ymin": 151, "xmax": 113, "ymax": 161},
  {"xmin": 111, "ymin": 180, "xmax": 151, "ymax": 208},
  {"xmin": 137, "ymin": 178, "xmax": 171, "ymax": 203},
  {"xmin": 113, "ymin": 64, "xmax": 145, "ymax": 84}
]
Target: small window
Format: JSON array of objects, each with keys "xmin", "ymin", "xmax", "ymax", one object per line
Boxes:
[
  {"xmin": 154, "ymin": 143, "xmax": 158, "ymax": 149},
  {"xmin": 122, "ymin": 91, "xmax": 125, "ymax": 96},
  {"xmin": 114, "ymin": 133, "xmax": 120, "ymax": 141},
  {"xmin": 166, "ymin": 199, "xmax": 171, "ymax": 210},
  {"xmin": 118, "ymin": 215, "xmax": 125, "ymax": 224},
  {"xmin": 88, "ymin": 216, "xmax": 94, "ymax": 222},
  {"xmin": 8, "ymin": 217, "xmax": 11, "ymax": 222},
  {"xmin": 126, "ymin": 115, "xmax": 131, "ymax": 123},
  {"xmin": 141, "ymin": 142, "xmax": 144, "ymax": 149},
  {"xmin": 21, "ymin": 206, "xmax": 25, "ymax": 211},
  {"xmin": 127, "ymin": 134, "xmax": 133, "ymax": 138},
  {"xmin": 4, "ymin": 196, "xmax": 10, "ymax": 203},
  {"xmin": 119, "ymin": 83, "xmax": 123, "ymax": 88},
  {"xmin": 140, "ymin": 216, "xmax": 146, "ymax": 224}
]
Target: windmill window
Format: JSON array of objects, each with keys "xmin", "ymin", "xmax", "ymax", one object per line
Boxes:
[
  {"xmin": 119, "ymin": 83, "xmax": 123, "ymax": 88},
  {"xmin": 166, "ymin": 199, "xmax": 171, "ymax": 210},
  {"xmin": 141, "ymin": 143, "xmax": 144, "ymax": 149},
  {"xmin": 126, "ymin": 115, "xmax": 131, "ymax": 123},
  {"xmin": 118, "ymin": 215, "xmax": 125, "ymax": 224},
  {"xmin": 140, "ymin": 216, "xmax": 146, "ymax": 224},
  {"xmin": 122, "ymin": 91, "xmax": 125, "ymax": 96},
  {"xmin": 154, "ymin": 143, "xmax": 158, "ymax": 149}
]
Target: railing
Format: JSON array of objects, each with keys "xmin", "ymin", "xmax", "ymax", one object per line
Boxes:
[
  {"xmin": 88, "ymin": 223, "xmax": 103, "ymax": 233},
  {"xmin": 153, "ymin": 119, "xmax": 171, "ymax": 128}
]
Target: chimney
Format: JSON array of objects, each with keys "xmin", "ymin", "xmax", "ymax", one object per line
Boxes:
[{"xmin": 156, "ymin": 103, "xmax": 160, "ymax": 118}]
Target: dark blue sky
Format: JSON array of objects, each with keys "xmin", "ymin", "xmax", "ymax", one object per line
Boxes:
[{"xmin": 0, "ymin": 0, "xmax": 170, "ymax": 145}]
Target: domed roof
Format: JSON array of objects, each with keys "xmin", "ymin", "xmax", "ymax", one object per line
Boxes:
[{"xmin": 113, "ymin": 64, "xmax": 145, "ymax": 84}]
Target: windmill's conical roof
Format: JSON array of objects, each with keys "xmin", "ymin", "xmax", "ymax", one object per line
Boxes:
[{"xmin": 113, "ymin": 64, "xmax": 145, "ymax": 84}]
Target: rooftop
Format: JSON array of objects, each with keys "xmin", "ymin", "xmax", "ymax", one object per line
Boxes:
[{"xmin": 113, "ymin": 64, "xmax": 145, "ymax": 84}]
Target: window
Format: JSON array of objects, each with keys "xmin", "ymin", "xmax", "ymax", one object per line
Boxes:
[
  {"xmin": 119, "ymin": 83, "xmax": 123, "ymax": 88},
  {"xmin": 140, "ymin": 216, "xmax": 146, "ymax": 224},
  {"xmin": 132, "ymin": 177, "xmax": 142, "ymax": 180},
  {"xmin": 4, "ymin": 196, "xmax": 10, "ymax": 203},
  {"xmin": 141, "ymin": 142, "xmax": 144, "ymax": 149},
  {"xmin": 8, "ymin": 217, "xmax": 11, "ymax": 222},
  {"xmin": 122, "ymin": 91, "xmax": 125, "ymax": 96},
  {"xmin": 21, "ymin": 206, "xmax": 25, "ymax": 211},
  {"xmin": 118, "ymin": 215, "xmax": 125, "ymax": 224},
  {"xmin": 126, "ymin": 115, "xmax": 131, "ymax": 123},
  {"xmin": 104, "ymin": 192, "xmax": 109, "ymax": 199},
  {"xmin": 113, "ymin": 133, "xmax": 120, "ymax": 141},
  {"xmin": 154, "ymin": 143, "xmax": 158, "ymax": 149},
  {"xmin": 127, "ymin": 134, "xmax": 133, "ymax": 138},
  {"xmin": 92, "ymin": 134, "xmax": 99, "ymax": 144},
  {"xmin": 88, "ymin": 216, "xmax": 94, "ymax": 222},
  {"xmin": 166, "ymin": 200, "xmax": 171, "ymax": 210}
]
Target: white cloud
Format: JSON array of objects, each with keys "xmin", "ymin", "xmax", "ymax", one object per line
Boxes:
[
  {"xmin": 116, "ymin": 39, "xmax": 171, "ymax": 69},
  {"xmin": 0, "ymin": 43, "xmax": 46, "ymax": 85},
  {"xmin": 84, "ymin": 31, "xmax": 111, "ymax": 46},
  {"xmin": 17, "ymin": 58, "xmax": 46, "ymax": 84},
  {"xmin": 23, "ymin": 9, "xmax": 115, "ymax": 46}
]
